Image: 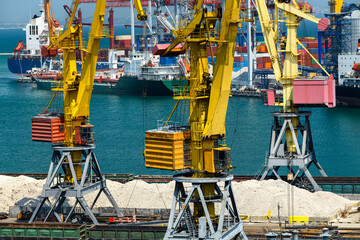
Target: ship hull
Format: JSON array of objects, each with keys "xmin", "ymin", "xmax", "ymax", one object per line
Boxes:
[
  {"xmin": 117, "ymin": 76, "xmax": 180, "ymax": 95},
  {"xmin": 8, "ymin": 57, "xmax": 42, "ymax": 75},
  {"xmin": 336, "ymin": 85, "xmax": 360, "ymax": 107},
  {"xmin": 8, "ymin": 56, "xmax": 114, "ymax": 75},
  {"xmin": 33, "ymin": 75, "xmax": 185, "ymax": 96}
]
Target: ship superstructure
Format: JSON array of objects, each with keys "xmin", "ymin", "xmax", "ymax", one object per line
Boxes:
[{"xmin": 8, "ymin": 3, "xmax": 55, "ymax": 75}]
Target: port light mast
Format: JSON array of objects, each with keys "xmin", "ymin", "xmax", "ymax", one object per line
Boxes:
[{"xmin": 30, "ymin": 0, "xmax": 121, "ymax": 225}]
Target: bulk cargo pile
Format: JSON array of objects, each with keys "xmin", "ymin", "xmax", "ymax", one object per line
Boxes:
[{"xmin": 0, "ymin": 175, "xmax": 354, "ymax": 219}]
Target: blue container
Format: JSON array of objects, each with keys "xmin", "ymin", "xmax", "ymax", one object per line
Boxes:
[
  {"xmin": 310, "ymin": 48, "xmax": 318, "ymax": 54},
  {"xmin": 160, "ymin": 56, "xmax": 177, "ymax": 66},
  {"xmin": 159, "ymin": 57, "xmax": 166, "ymax": 65},
  {"xmin": 240, "ymin": 62, "xmax": 245, "ymax": 68},
  {"xmin": 244, "ymin": 61, "xmax": 248, "ymax": 67}
]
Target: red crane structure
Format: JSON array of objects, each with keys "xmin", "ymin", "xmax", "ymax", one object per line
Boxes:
[{"xmin": 78, "ymin": 0, "xmax": 223, "ymax": 7}]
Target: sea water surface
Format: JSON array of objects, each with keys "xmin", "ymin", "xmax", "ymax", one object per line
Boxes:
[{"xmin": 1, "ymin": 29, "xmax": 360, "ymax": 177}]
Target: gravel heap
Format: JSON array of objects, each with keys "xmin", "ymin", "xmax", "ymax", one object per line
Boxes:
[{"xmin": 0, "ymin": 175, "xmax": 353, "ymax": 218}]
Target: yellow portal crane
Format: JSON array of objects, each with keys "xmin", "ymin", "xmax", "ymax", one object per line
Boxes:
[
  {"xmin": 143, "ymin": 0, "xmax": 250, "ymax": 238},
  {"xmin": 255, "ymin": 0, "xmax": 335, "ymax": 191},
  {"xmin": 30, "ymin": 0, "xmax": 121, "ymax": 225}
]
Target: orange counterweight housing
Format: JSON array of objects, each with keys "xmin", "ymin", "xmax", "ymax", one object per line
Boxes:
[
  {"xmin": 31, "ymin": 114, "xmax": 65, "ymax": 143},
  {"xmin": 144, "ymin": 127, "xmax": 191, "ymax": 170}
]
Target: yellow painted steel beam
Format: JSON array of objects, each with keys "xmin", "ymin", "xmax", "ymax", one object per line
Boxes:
[
  {"xmin": 66, "ymin": 0, "xmax": 80, "ymax": 30},
  {"xmin": 275, "ymin": 0, "xmax": 320, "ymax": 25},
  {"xmin": 203, "ymin": 1, "xmax": 241, "ymax": 138},
  {"xmin": 297, "ymin": 40, "xmax": 330, "ymax": 77},
  {"xmin": 254, "ymin": 0, "xmax": 282, "ymax": 83},
  {"xmin": 71, "ymin": 0, "xmax": 107, "ymax": 120},
  {"xmin": 163, "ymin": 10, "xmax": 205, "ymax": 55},
  {"xmin": 133, "ymin": 0, "xmax": 148, "ymax": 21}
]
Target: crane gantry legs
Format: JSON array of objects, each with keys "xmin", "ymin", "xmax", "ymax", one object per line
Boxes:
[{"xmin": 29, "ymin": 145, "xmax": 121, "ymax": 224}]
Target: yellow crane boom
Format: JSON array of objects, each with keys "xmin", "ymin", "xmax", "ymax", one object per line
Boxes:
[{"xmin": 133, "ymin": 0, "xmax": 148, "ymax": 21}]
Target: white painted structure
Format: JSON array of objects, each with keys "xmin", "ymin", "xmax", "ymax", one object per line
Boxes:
[
  {"xmin": 351, "ymin": 10, "xmax": 360, "ymax": 54},
  {"xmin": 22, "ymin": 11, "xmax": 48, "ymax": 55},
  {"xmin": 338, "ymin": 54, "xmax": 360, "ymax": 84}
]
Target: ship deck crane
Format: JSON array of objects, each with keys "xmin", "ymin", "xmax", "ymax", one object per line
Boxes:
[
  {"xmin": 44, "ymin": 0, "xmax": 60, "ymax": 39},
  {"xmin": 142, "ymin": 0, "xmax": 252, "ymax": 238},
  {"xmin": 30, "ymin": 0, "xmax": 121, "ymax": 225},
  {"xmin": 254, "ymin": 0, "xmax": 335, "ymax": 191}
]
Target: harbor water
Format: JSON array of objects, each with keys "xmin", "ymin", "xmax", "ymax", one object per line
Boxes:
[{"xmin": 1, "ymin": 29, "xmax": 360, "ymax": 177}]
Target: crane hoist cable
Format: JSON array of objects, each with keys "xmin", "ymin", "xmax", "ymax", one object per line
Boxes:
[{"xmin": 230, "ymin": 94, "xmax": 240, "ymax": 148}]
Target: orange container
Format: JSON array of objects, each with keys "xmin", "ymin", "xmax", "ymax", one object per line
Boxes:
[
  {"xmin": 265, "ymin": 62, "xmax": 272, "ymax": 69},
  {"xmin": 144, "ymin": 128, "xmax": 191, "ymax": 170},
  {"xmin": 31, "ymin": 114, "xmax": 65, "ymax": 143}
]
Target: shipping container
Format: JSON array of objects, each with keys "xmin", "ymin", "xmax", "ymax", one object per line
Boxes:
[{"xmin": 0, "ymin": 223, "xmax": 86, "ymax": 239}]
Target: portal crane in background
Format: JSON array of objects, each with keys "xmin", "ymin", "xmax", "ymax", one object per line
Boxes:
[
  {"xmin": 43, "ymin": 0, "xmax": 60, "ymax": 38},
  {"xmin": 143, "ymin": 0, "xmax": 251, "ymax": 238},
  {"xmin": 30, "ymin": 0, "xmax": 121, "ymax": 225},
  {"xmin": 254, "ymin": 0, "xmax": 335, "ymax": 191}
]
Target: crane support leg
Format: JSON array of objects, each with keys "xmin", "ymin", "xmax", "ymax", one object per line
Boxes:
[
  {"xmin": 29, "ymin": 145, "xmax": 121, "ymax": 224},
  {"xmin": 258, "ymin": 112, "xmax": 326, "ymax": 192},
  {"xmin": 164, "ymin": 173, "xmax": 247, "ymax": 240}
]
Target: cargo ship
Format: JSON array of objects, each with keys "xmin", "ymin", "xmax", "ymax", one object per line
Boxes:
[
  {"xmin": 32, "ymin": 50, "xmax": 187, "ymax": 96},
  {"xmin": 330, "ymin": 8, "xmax": 360, "ymax": 107},
  {"xmin": 7, "ymin": 3, "xmax": 119, "ymax": 75},
  {"xmin": 336, "ymin": 59, "xmax": 360, "ymax": 106}
]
